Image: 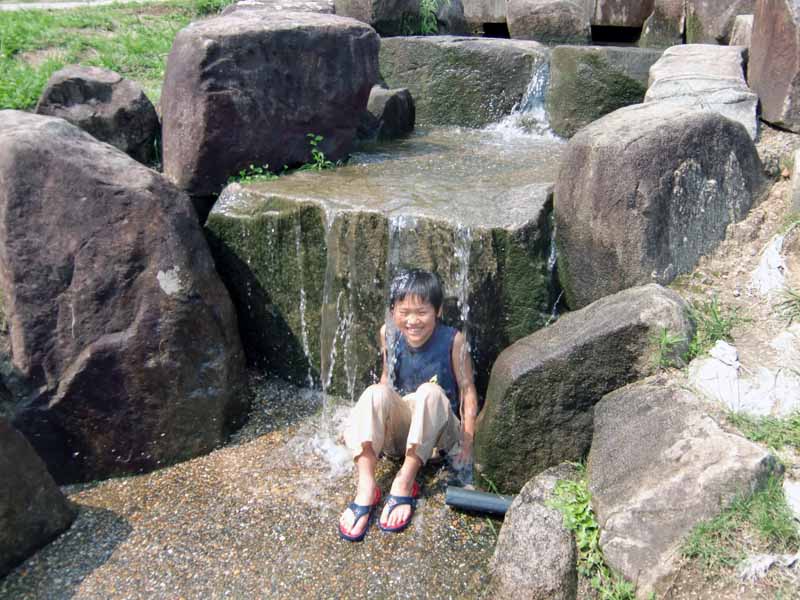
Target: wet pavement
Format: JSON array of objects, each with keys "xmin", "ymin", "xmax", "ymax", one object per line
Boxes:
[{"xmin": 0, "ymin": 376, "xmax": 497, "ymax": 599}]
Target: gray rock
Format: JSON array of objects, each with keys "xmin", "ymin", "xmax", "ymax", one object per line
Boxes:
[
  {"xmin": 645, "ymin": 44, "xmax": 758, "ymax": 139},
  {"xmin": 473, "ymin": 284, "xmax": 692, "ymax": 492},
  {"xmin": 793, "ymin": 149, "xmax": 800, "ymax": 211},
  {"xmin": 0, "ymin": 418, "xmax": 75, "ymax": 577},
  {"xmin": 35, "ymin": 65, "xmax": 159, "ymax": 165},
  {"xmin": 591, "ymin": 0, "xmax": 655, "ymax": 27},
  {"xmin": 730, "ymin": 14, "xmax": 754, "ymax": 47},
  {"xmin": 749, "ymin": 0, "xmax": 800, "ymax": 133},
  {"xmin": 379, "ymin": 36, "xmax": 547, "ymax": 127},
  {"xmin": 221, "ymin": 0, "xmax": 333, "ymax": 15},
  {"xmin": 161, "ymin": 11, "xmax": 379, "ymax": 198},
  {"xmin": 639, "ymin": 0, "xmax": 685, "ymax": 48},
  {"xmin": 685, "ymin": 0, "xmax": 756, "ymax": 44},
  {"xmin": 436, "ymin": 0, "xmax": 471, "ymax": 34},
  {"xmin": 462, "ymin": 0, "xmax": 507, "ymax": 30},
  {"xmin": 0, "ymin": 111, "xmax": 246, "ymax": 483},
  {"xmin": 488, "ymin": 464, "xmax": 579, "ymax": 600},
  {"xmin": 554, "ymin": 102, "xmax": 764, "ymax": 309},
  {"xmin": 588, "ymin": 378, "xmax": 779, "ymax": 598},
  {"xmin": 546, "ymin": 45, "xmax": 662, "ymax": 138},
  {"xmin": 359, "ymin": 86, "xmax": 415, "ymax": 140},
  {"xmin": 507, "ymin": 0, "xmax": 591, "ymax": 44}
]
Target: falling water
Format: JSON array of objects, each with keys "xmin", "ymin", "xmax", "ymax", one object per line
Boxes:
[
  {"xmin": 546, "ymin": 219, "xmax": 563, "ymax": 326},
  {"xmin": 486, "ymin": 59, "xmax": 557, "ymax": 139},
  {"xmin": 294, "ymin": 223, "xmax": 315, "ymax": 388}
]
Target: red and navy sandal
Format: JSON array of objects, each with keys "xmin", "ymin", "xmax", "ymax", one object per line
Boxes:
[
  {"xmin": 338, "ymin": 487, "xmax": 381, "ymax": 542},
  {"xmin": 378, "ymin": 481, "xmax": 421, "ymax": 533}
]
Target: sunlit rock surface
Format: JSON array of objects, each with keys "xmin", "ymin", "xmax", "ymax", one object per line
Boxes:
[
  {"xmin": 685, "ymin": 0, "xmax": 755, "ymax": 44},
  {"xmin": 639, "ymin": 0, "xmax": 684, "ymax": 48},
  {"xmin": 206, "ymin": 127, "xmax": 564, "ymax": 398}
]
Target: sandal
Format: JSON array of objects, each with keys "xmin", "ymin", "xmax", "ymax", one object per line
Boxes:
[
  {"xmin": 338, "ymin": 487, "xmax": 381, "ymax": 542},
  {"xmin": 379, "ymin": 481, "xmax": 421, "ymax": 533}
]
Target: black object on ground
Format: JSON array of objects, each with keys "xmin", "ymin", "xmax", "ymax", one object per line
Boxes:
[{"xmin": 445, "ymin": 486, "xmax": 514, "ymax": 516}]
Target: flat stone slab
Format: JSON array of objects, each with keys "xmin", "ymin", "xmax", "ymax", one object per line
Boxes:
[
  {"xmin": 645, "ymin": 44, "xmax": 758, "ymax": 139},
  {"xmin": 379, "ymin": 36, "xmax": 548, "ymax": 128},
  {"xmin": 207, "ymin": 128, "xmax": 564, "ymax": 397}
]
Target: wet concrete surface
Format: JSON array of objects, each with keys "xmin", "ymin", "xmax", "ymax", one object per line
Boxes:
[{"xmin": 0, "ymin": 376, "xmax": 497, "ymax": 599}]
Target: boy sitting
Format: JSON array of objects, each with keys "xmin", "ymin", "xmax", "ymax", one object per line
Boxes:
[{"xmin": 338, "ymin": 269, "xmax": 479, "ymax": 541}]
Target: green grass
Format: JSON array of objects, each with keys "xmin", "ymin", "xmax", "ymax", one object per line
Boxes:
[
  {"xmin": 727, "ymin": 411, "xmax": 800, "ymax": 452},
  {"xmin": 775, "ymin": 287, "xmax": 800, "ymax": 325},
  {"xmin": 686, "ymin": 296, "xmax": 744, "ymax": 360},
  {"xmin": 0, "ymin": 0, "xmax": 234, "ymax": 109},
  {"xmin": 682, "ymin": 476, "xmax": 799, "ymax": 571},
  {"xmin": 651, "ymin": 327, "xmax": 687, "ymax": 370},
  {"xmin": 547, "ymin": 464, "xmax": 637, "ymax": 600}
]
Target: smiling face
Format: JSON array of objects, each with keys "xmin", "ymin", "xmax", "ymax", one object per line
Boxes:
[{"xmin": 392, "ymin": 294, "xmax": 440, "ymax": 348}]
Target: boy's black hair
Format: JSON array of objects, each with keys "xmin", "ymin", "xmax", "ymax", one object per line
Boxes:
[{"xmin": 389, "ymin": 269, "xmax": 444, "ymax": 312}]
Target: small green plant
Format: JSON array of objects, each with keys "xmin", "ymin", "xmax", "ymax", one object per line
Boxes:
[
  {"xmin": 301, "ymin": 133, "xmax": 336, "ymax": 171},
  {"xmin": 682, "ymin": 476, "xmax": 799, "ymax": 571},
  {"xmin": 727, "ymin": 411, "xmax": 800, "ymax": 452},
  {"xmin": 775, "ymin": 287, "xmax": 800, "ymax": 325},
  {"xmin": 651, "ymin": 327, "xmax": 686, "ymax": 370},
  {"xmin": 548, "ymin": 467, "xmax": 637, "ymax": 600},
  {"xmin": 419, "ymin": 0, "xmax": 441, "ymax": 35},
  {"xmin": 227, "ymin": 163, "xmax": 278, "ymax": 184},
  {"xmin": 686, "ymin": 296, "xmax": 743, "ymax": 360}
]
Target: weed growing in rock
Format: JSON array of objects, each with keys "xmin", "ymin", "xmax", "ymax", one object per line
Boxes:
[
  {"xmin": 651, "ymin": 327, "xmax": 686, "ymax": 370},
  {"xmin": 686, "ymin": 296, "xmax": 744, "ymax": 360},
  {"xmin": 300, "ymin": 133, "xmax": 336, "ymax": 171},
  {"xmin": 682, "ymin": 476, "xmax": 799, "ymax": 571},
  {"xmin": 548, "ymin": 466, "xmax": 637, "ymax": 600},
  {"xmin": 227, "ymin": 164, "xmax": 279, "ymax": 185},
  {"xmin": 775, "ymin": 287, "xmax": 800, "ymax": 325},
  {"xmin": 419, "ymin": 0, "xmax": 442, "ymax": 35},
  {"xmin": 727, "ymin": 412, "xmax": 800, "ymax": 452}
]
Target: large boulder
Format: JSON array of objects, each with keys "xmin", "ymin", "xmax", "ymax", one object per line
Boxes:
[
  {"xmin": 591, "ymin": 0, "xmax": 655, "ymax": 27},
  {"xmin": 221, "ymin": 0, "xmax": 334, "ymax": 15},
  {"xmin": 588, "ymin": 379, "xmax": 779, "ymax": 598},
  {"xmin": 161, "ymin": 11, "xmax": 379, "ymax": 201},
  {"xmin": 333, "ymin": 0, "xmax": 418, "ymax": 34},
  {"xmin": 0, "ymin": 111, "xmax": 247, "ymax": 483},
  {"xmin": 205, "ymin": 127, "xmax": 562, "ymax": 398},
  {"xmin": 488, "ymin": 464, "xmax": 579, "ymax": 599},
  {"xmin": 749, "ymin": 0, "xmax": 800, "ymax": 133},
  {"xmin": 507, "ymin": 0, "xmax": 591, "ymax": 44},
  {"xmin": 35, "ymin": 65, "xmax": 159, "ymax": 165},
  {"xmin": 685, "ymin": 0, "xmax": 756, "ymax": 43},
  {"xmin": 473, "ymin": 284, "xmax": 692, "ymax": 493},
  {"xmin": 546, "ymin": 45, "xmax": 661, "ymax": 138},
  {"xmin": 555, "ymin": 103, "xmax": 764, "ymax": 309},
  {"xmin": 645, "ymin": 44, "xmax": 758, "ymax": 139},
  {"xmin": 462, "ymin": 0, "xmax": 507, "ymax": 32},
  {"xmin": 0, "ymin": 418, "xmax": 75, "ymax": 577},
  {"xmin": 379, "ymin": 36, "xmax": 548, "ymax": 127},
  {"xmin": 639, "ymin": 0, "xmax": 685, "ymax": 48}
]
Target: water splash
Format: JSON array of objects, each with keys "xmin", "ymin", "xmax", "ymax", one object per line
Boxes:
[
  {"xmin": 485, "ymin": 60, "xmax": 559, "ymax": 140},
  {"xmin": 295, "ymin": 223, "xmax": 315, "ymax": 388},
  {"xmin": 453, "ymin": 226, "xmax": 473, "ymax": 398}
]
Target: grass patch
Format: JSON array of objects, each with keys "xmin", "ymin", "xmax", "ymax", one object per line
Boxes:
[
  {"xmin": 0, "ymin": 0, "xmax": 235, "ymax": 109},
  {"xmin": 682, "ymin": 476, "xmax": 799, "ymax": 572},
  {"xmin": 775, "ymin": 287, "xmax": 800, "ymax": 325},
  {"xmin": 548, "ymin": 464, "xmax": 637, "ymax": 600},
  {"xmin": 651, "ymin": 327, "xmax": 686, "ymax": 370},
  {"xmin": 686, "ymin": 296, "xmax": 744, "ymax": 360},
  {"xmin": 727, "ymin": 412, "xmax": 800, "ymax": 452}
]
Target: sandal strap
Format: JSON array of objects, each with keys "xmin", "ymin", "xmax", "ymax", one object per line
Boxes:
[
  {"xmin": 383, "ymin": 494, "xmax": 417, "ymax": 518},
  {"xmin": 346, "ymin": 501, "xmax": 372, "ymax": 524}
]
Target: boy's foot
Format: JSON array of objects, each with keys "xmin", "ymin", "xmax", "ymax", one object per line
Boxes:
[
  {"xmin": 379, "ymin": 476, "xmax": 420, "ymax": 531},
  {"xmin": 339, "ymin": 485, "xmax": 379, "ymax": 540}
]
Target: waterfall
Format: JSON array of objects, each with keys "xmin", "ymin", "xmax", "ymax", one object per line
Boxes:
[
  {"xmin": 294, "ymin": 223, "xmax": 314, "ymax": 388},
  {"xmin": 486, "ymin": 59, "xmax": 557, "ymax": 139}
]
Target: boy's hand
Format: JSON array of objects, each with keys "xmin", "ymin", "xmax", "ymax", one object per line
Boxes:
[{"xmin": 452, "ymin": 440, "xmax": 473, "ymax": 470}]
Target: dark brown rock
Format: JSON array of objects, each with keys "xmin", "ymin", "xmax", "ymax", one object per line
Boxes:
[
  {"xmin": 554, "ymin": 102, "xmax": 764, "ymax": 309},
  {"xmin": 507, "ymin": 0, "xmax": 591, "ymax": 44},
  {"xmin": 749, "ymin": 0, "xmax": 800, "ymax": 132},
  {"xmin": 360, "ymin": 86, "xmax": 415, "ymax": 140},
  {"xmin": 35, "ymin": 65, "xmax": 159, "ymax": 165},
  {"xmin": 473, "ymin": 284, "xmax": 692, "ymax": 493},
  {"xmin": 0, "ymin": 418, "xmax": 75, "ymax": 577},
  {"xmin": 0, "ymin": 111, "xmax": 247, "ymax": 483},
  {"xmin": 161, "ymin": 11, "xmax": 379, "ymax": 197},
  {"xmin": 334, "ymin": 0, "xmax": 418, "ymax": 34},
  {"xmin": 589, "ymin": 379, "xmax": 778, "ymax": 597}
]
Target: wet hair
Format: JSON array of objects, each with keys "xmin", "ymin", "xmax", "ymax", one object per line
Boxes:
[{"xmin": 389, "ymin": 269, "xmax": 444, "ymax": 312}]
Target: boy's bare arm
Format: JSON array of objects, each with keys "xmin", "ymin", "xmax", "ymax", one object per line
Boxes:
[
  {"xmin": 452, "ymin": 332, "xmax": 478, "ymax": 457},
  {"xmin": 379, "ymin": 324, "xmax": 389, "ymax": 385}
]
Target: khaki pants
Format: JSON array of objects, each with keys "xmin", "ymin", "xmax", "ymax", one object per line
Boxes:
[{"xmin": 343, "ymin": 383, "xmax": 462, "ymax": 465}]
